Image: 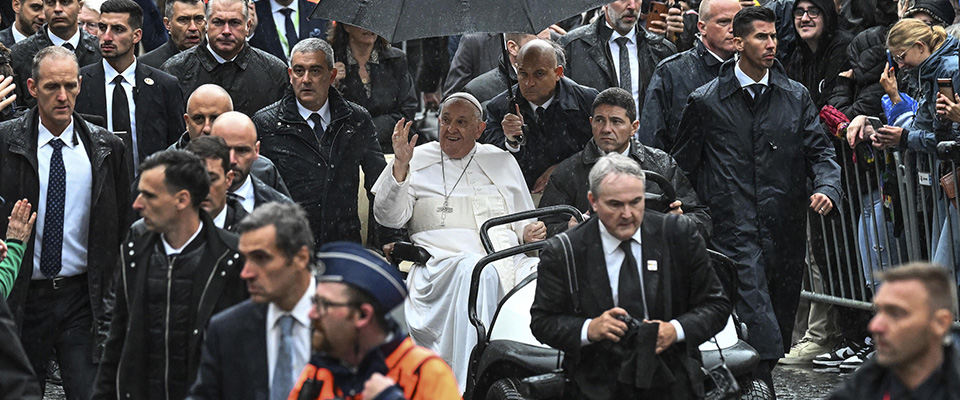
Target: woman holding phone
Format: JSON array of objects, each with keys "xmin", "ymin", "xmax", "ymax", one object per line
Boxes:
[{"xmin": 872, "ymin": 18, "xmax": 958, "ymax": 153}]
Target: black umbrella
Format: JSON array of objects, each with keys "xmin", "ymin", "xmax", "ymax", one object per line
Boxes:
[
  {"xmin": 309, "ymin": 0, "xmax": 607, "ymax": 142},
  {"xmin": 307, "ymin": 0, "xmax": 608, "ymax": 43}
]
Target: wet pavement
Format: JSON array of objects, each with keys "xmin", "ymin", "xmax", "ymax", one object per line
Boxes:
[{"xmin": 773, "ymin": 365, "xmax": 849, "ymax": 399}]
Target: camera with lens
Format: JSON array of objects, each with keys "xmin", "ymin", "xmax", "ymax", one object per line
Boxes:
[{"xmin": 938, "ymin": 141, "xmax": 960, "ymax": 163}]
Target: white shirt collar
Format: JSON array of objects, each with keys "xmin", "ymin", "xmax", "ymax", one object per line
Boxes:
[
  {"xmin": 598, "ymin": 217, "xmax": 643, "ymax": 256},
  {"xmin": 206, "ymin": 43, "xmax": 238, "ymax": 63},
  {"xmin": 38, "ymin": 117, "xmax": 77, "ymax": 149},
  {"xmin": 47, "ymin": 27, "xmax": 80, "ymax": 49},
  {"xmin": 605, "ymin": 20, "xmax": 638, "ymax": 44},
  {"xmin": 231, "ymin": 174, "xmax": 256, "ymax": 212},
  {"xmin": 12, "ymin": 26, "xmax": 28, "ymax": 43},
  {"xmin": 702, "ymin": 40, "xmax": 727, "ymax": 63},
  {"xmin": 162, "ymin": 221, "xmax": 204, "ymax": 256},
  {"xmin": 271, "ymin": 0, "xmax": 299, "ymax": 15},
  {"xmin": 103, "ymin": 59, "xmax": 138, "ymax": 87},
  {"xmin": 734, "ymin": 60, "xmax": 770, "ymax": 88},
  {"xmin": 267, "ymin": 275, "xmax": 315, "ymax": 329},
  {"xmin": 212, "ymin": 206, "xmax": 227, "ymax": 229},
  {"xmin": 527, "ymin": 95, "xmax": 554, "ymax": 112},
  {"xmin": 297, "ymin": 97, "xmax": 331, "ymax": 128}
]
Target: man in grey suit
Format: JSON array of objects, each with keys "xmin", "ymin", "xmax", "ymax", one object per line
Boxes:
[{"xmin": 188, "ymin": 202, "xmax": 315, "ymax": 400}]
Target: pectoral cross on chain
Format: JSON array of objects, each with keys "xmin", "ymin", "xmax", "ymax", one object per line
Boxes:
[{"xmin": 437, "ymin": 199, "xmax": 453, "ymax": 227}]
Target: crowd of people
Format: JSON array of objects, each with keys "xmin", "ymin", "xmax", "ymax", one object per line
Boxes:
[{"xmin": 0, "ymin": 0, "xmax": 957, "ymax": 398}]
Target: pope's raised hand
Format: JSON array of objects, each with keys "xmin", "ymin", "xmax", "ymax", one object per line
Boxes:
[{"xmin": 391, "ymin": 118, "xmax": 418, "ymax": 182}]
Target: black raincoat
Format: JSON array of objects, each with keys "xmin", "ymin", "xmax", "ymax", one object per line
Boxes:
[{"xmin": 672, "ymin": 59, "xmax": 843, "ymax": 359}]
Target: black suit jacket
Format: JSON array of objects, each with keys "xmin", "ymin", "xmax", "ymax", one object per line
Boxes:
[
  {"xmin": 530, "ymin": 212, "xmax": 730, "ymax": 399},
  {"xmin": 187, "ymin": 299, "xmax": 269, "ymax": 400},
  {"xmin": 559, "ymin": 18, "xmax": 676, "ymax": 112},
  {"xmin": 11, "ymin": 26, "xmax": 102, "ymax": 108},
  {"xmin": 75, "ymin": 60, "xmax": 185, "ymax": 176},
  {"xmin": 0, "ymin": 26, "xmax": 15, "ymax": 48},
  {"xmin": 248, "ymin": 0, "xmax": 329, "ymax": 62}
]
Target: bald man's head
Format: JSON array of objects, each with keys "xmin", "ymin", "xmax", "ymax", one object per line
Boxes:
[
  {"xmin": 185, "ymin": 84, "xmax": 234, "ymax": 139},
  {"xmin": 516, "ymin": 39, "xmax": 564, "ymax": 106},
  {"xmin": 210, "ymin": 111, "xmax": 259, "ymax": 190}
]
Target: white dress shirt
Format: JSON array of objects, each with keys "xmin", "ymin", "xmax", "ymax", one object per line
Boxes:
[
  {"xmin": 579, "ymin": 221, "xmax": 686, "ymax": 345},
  {"xmin": 606, "ymin": 22, "xmax": 640, "ymax": 113},
  {"xmin": 103, "ymin": 59, "xmax": 140, "ymax": 167},
  {"xmin": 33, "ymin": 118, "xmax": 92, "ymax": 279},
  {"xmin": 232, "ymin": 175, "xmax": 256, "ymax": 213},
  {"xmin": 161, "ymin": 221, "xmax": 204, "ymax": 256},
  {"xmin": 207, "ymin": 43, "xmax": 239, "ymax": 63},
  {"xmin": 298, "ymin": 97, "xmax": 330, "ymax": 132},
  {"xmin": 270, "ymin": 0, "xmax": 300, "ymax": 56},
  {"xmin": 47, "ymin": 27, "xmax": 80, "ymax": 49},
  {"xmin": 734, "ymin": 60, "xmax": 770, "ymax": 96},
  {"xmin": 212, "ymin": 206, "xmax": 227, "ymax": 229},
  {"xmin": 266, "ymin": 276, "xmax": 314, "ymax": 387},
  {"xmin": 12, "ymin": 27, "xmax": 28, "ymax": 44}
]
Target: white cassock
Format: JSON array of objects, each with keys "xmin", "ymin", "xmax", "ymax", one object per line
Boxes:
[{"xmin": 372, "ymin": 142, "xmax": 538, "ymax": 392}]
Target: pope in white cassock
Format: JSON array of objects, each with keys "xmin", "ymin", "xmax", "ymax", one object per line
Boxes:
[{"xmin": 372, "ymin": 93, "xmax": 546, "ymax": 392}]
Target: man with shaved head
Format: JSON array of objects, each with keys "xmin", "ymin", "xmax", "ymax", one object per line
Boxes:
[
  {"xmin": 172, "ymin": 84, "xmax": 290, "ymax": 198},
  {"xmin": 639, "ymin": 0, "xmax": 741, "ymax": 149},
  {"xmin": 374, "ymin": 92, "xmax": 544, "ymax": 391},
  {"xmin": 210, "ymin": 111, "xmax": 290, "ymax": 212},
  {"xmin": 254, "ymin": 38, "xmax": 390, "ymax": 246},
  {"xmin": 482, "ymin": 39, "xmax": 598, "ymax": 193}
]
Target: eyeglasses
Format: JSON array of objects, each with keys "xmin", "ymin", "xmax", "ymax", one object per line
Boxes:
[
  {"xmin": 311, "ymin": 296, "xmax": 357, "ymax": 316},
  {"xmin": 792, "ymin": 7, "xmax": 822, "ymax": 18},
  {"xmin": 892, "ymin": 43, "xmax": 917, "ymax": 64}
]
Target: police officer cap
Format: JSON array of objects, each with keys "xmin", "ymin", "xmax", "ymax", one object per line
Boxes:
[{"xmin": 315, "ymin": 241, "xmax": 407, "ymax": 311}]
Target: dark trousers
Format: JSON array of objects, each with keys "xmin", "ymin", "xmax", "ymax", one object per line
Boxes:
[{"xmin": 21, "ymin": 275, "xmax": 97, "ymax": 400}]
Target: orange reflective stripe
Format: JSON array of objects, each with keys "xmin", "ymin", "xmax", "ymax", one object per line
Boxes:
[{"xmin": 288, "ymin": 364, "xmax": 337, "ymax": 400}]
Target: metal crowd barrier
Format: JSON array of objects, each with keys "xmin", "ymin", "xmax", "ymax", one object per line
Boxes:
[{"xmin": 801, "ymin": 141, "xmax": 960, "ymax": 311}]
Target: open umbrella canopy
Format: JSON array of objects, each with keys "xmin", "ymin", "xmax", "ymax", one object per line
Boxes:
[{"xmin": 308, "ymin": 0, "xmax": 609, "ymax": 42}]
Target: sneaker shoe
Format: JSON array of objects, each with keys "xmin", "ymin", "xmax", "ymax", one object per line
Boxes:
[
  {"xmin": 779, "ymin": 337, "xmax": 832, "ymax": 365},
  {"xmin": 840, "ymin": 340, "xmax": 875, "ymax": 372},
  {"xmin": 812, "ymin": 338, "xmax": 866, "ymax": 367}
]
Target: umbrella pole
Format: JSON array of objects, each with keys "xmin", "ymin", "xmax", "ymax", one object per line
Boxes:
[{"xmin": 500, "ymin": 33, "xmax": 527, "ymax": 143}]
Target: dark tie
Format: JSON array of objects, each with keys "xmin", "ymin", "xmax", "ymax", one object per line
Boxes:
[
  {"xmin": 112, "ymin": 75, "xmax": 135, "ymax": 175},
  {"xmin": 535, "ymin": 106, "xmax": 545, "ymax": 129},
  {"xmin": 743, "ymin": 84, "xmax": 763, "ymax": 109},
  {"xmin": 309, "ymin": 113, "xmax": 324, "ymax": 141},
  {"xmin": 618, "ymin": 240, "xmax": 648, "ymax": 319},
  {"xmin": 40, "ymin": 139, "xmax": 66, "ymax": 278},
  {"xmin": 271, "ymin": 315, "xmax": 296, "ymax": 400},
  {"xmin": 280, "ymin": 8, "xmax": 299, "ymax": 55},
  {"xmin": 62, "ymin": 42, "xmax": 74, "ymax": 51},
  {"xmin": 615, "ymin": 37, "xmax": 632, "ymax": 92}
]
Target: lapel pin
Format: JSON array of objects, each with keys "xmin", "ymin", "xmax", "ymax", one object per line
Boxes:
[
  {"xmin": 144, "ymin": 78, "xmax": 155, "ymax": 86},
  {"xmin": 647, "ymin": 260, "xmax": 658, "ymax": 271}
]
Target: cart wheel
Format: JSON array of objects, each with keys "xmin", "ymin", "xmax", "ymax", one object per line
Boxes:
[
  {"xmin": 739, "ymin": 377, "xmax": 774, "ymax": 400},
  {"xmin": 485, "ymin": 377, "xmax": 527, "ymax": 400}
]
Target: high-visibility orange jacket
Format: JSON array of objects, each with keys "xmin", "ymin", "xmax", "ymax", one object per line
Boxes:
[{"xmin": 289, "ymin": 334, "xmax": 461, "ymax": 400}]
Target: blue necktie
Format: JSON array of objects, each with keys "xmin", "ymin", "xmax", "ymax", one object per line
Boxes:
[
  {"xmin": 280, "ymin": 8, "xmax": 299, "ymax": 56},
  {"xmin": 271, "ymin": 315, "xmax": 296, "ymax": 400},
  {"xmin": 40, "ymin": 138, "xmax": 65, "ymax": 278}
]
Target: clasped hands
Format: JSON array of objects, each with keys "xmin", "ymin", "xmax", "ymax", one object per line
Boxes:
[{"xmin": 587, "ymin": 307, "xmax": 677, "ymax": 354}]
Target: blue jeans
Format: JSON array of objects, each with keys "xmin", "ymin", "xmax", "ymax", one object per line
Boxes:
[{"xmin": 859, "ymin": 190, "xmax": 901, "ymax": 287}]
